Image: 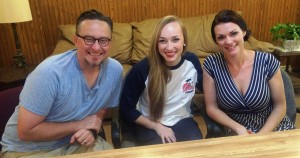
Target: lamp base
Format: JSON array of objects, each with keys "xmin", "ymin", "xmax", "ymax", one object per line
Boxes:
[{"xmin": 13, "ymin": 54, "xmax": 26, "ymax": 68}]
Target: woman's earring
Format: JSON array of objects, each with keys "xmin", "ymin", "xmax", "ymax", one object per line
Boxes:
[{"xmin": 183, "ymin": 44, "xmax": 186, "ymax": 47}]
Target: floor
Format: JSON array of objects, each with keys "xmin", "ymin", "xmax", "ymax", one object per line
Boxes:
[{"xmin": 102, "ymin": 87, "xmax": 300, "ymax": 147}]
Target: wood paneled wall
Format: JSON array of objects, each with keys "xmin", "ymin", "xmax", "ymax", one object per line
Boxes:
[{"xmin": 0, "ymin": 0, "xmax": 299, "ymax": 67}]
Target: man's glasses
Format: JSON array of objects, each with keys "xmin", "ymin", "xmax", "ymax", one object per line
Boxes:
[{"xmin": 76, "ymin": 34, "xmax": 111, "ymax": 47}]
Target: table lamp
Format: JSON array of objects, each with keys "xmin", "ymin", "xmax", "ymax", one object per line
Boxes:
[{"xmin": 0, "ymin": 0, "xmax": 32, "ymax": 68}]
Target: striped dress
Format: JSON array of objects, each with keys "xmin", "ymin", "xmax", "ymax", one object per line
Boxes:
[{"xmin": 203, "ymin": 51, "xmax": 295, "ymax": 135}]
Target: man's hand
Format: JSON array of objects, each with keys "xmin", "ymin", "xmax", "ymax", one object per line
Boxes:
[
  {"xmin": 153, "ymin": 123, "xmax": 176, "ymax": 143},
  {"xmin": 70, "ymin": 114, "xmax": 103, "ymax": 146},
  {"xmin": 70, "ymin": 129, "xmax": 96, "ymax": 147},
  {"xmin": 78, "ymin": 115, "xmax": 102, "ymax": 133}
]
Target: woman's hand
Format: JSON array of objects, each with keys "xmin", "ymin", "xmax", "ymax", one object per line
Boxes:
[
  {"xmin": 153, "ymin": 123, "xmax": 176, "ymax": 143},
  {"xmin": 235, "ymin": 126, "xmax": 254, "ymax": 135}
]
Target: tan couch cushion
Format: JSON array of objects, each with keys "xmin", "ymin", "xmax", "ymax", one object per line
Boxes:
[
  {"xmin": 52, "ymin": 40, "xmax": 132, "ymax": 77},
  {"xmin": 182, "ymin": 14, "xmax": 221, "ymax": 58},
  {"xmin": 52, "ymin": 39, "xmax": 76, "ymax": 56},
  {"xmin": 130, "ymin": 13, "xmax": 223, "ymax": 62},
  {"xmin": 245, "ymin": 36, "xmax": 275, "ymax": 53},
  {"xmin": 130, "ymin": 12, "xmax": 275, "ymax": 62},
  {"xmin": 131, "ymin": 19, "xmax": 160, "ymax": 63},
  {"xmin": 183, "ymin": 11, "xmax": 275, "ymax": 56},
  {"xmin": 57, "ymin": 23, "xmax": 133, "ymax": 64},
  {"xmin": 58, "ymin": 24, "xmax": 76, "ymax": 44}
]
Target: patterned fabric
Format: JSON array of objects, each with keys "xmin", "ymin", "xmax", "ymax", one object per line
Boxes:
[{"xmin": 203, "ymin": 51, "xmax": 295, "ymax": 135}]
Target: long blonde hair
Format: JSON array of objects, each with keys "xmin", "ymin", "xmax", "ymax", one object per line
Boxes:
[{"xmin": 148, "ymin": 15, "xmax": 188, "ymax": 121}]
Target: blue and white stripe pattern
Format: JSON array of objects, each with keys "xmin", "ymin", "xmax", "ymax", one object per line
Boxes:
[{"xmin": 203, "ymin": 51, "xmax": 294, "ymax": 135}]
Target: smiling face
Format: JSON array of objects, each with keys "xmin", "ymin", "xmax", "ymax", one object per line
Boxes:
[
  {"xmin": 74, "ymin": 19, "xmax": 112, "ymax": 67},
  {"xmin": 158, "ymin": 21, "xmax": 185, "ymax": 66},
  {"xmin": 214, "ymin": 22, "xmax": 246, "ymax": 57}
]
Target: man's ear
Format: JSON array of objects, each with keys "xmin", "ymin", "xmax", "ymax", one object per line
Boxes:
[
  {"xmin": 73, "ymin": 35, "xmax": 77, "ymax": 44},
  {"xmin": 73, "ymin": 35, "xmax": 78, "ymax": 44}
]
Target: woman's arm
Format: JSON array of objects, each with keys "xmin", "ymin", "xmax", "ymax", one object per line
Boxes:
[
  {"xmin": 120, "ymin": 59, "xmax": 151, "ymax": 124},
  {"xmin": 203, "ymin": 69, "xmax": 249, "ymax": 135},
  {"xmin": 258, "ymin": 69, "xmax": 286, "ymax": 134}
]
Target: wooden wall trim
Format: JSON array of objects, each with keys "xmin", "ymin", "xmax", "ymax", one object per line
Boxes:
[{"xmin": 0, "ymin": 0, "xmax": 299, "ymax": 67}]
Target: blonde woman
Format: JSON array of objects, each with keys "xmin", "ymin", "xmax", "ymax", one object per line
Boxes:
[{"xmin": 120, "ymin": 15, "xmax": 203, "ymax": 146}]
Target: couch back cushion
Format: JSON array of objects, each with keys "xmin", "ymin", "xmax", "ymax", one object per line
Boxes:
[
  {"xmin": 130, "ymin": 12, "xmax": 275, "ymax": 63},
  {"xmin": 130, "ymin": 19, "xmax": 160, "ymax": 63},
  {"xmin": 182, "ymin": 13, "xmax": 221, "ymax": 57},
  {"xmin": 130, "ymin": 14, "xmax": 220, "ymax": 63},
  {"xmin": 57, "ymin": 23, "xmax": 132, "ymax": 64}
]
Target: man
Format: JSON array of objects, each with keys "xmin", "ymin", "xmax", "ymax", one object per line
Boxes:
[{"xmin": 1, "ymin": 9, "xmax": 123, "ymax": 157}]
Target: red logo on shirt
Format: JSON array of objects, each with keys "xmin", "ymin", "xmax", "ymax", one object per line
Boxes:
[{"xmin": 182, "ymin": 78, "xmax": 194, "ymax": 93}]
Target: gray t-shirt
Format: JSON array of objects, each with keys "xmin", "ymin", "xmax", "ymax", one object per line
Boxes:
[{"xmin": 1, "ymin": 49, "xmax": 123, "ymax": 152}]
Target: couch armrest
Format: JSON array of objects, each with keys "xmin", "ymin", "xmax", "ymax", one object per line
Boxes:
[
  {"xmin": 111, "ymin": 107, "xmax": 121, "ymax": 149},
  {"xmin": 195, "ymin": 102, "xmax": 225, "ymax": 138},
  {"xmin": 192, "ymin": 94, "xmax": 225, "ymax": 138}
]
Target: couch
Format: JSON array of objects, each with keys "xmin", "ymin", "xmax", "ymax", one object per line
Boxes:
[
  {"xmin": 52, "ymin": 12, "xmax": 276, "ymax": 76},
  {"xmin": 52, "ymin": 12, "xmax": 276, "ymax": 142}
]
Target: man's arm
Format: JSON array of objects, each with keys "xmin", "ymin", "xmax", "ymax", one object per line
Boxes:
[
  {"xmin": 69, "ymin": 108, "xmax": 107, "ymax": 146},
  {"xmin": 17, "ymin": 105, "xmax": 101, "ymax": 141},
  {"xmin": 96, "ymin": 108, "xmax": 108, "ymax": 120}
]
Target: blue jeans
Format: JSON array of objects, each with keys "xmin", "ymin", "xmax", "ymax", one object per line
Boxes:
[{"xmin": 134, "ymin": 117, "xmax": 202, "ymax": 146}]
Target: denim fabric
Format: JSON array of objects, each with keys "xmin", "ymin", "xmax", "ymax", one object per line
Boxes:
[{"xmin": 134, "ymin": 117, "xmax": 202, "ymax": 146}]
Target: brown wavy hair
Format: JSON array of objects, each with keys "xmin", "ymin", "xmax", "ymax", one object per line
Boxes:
[
  {"xmin": 148, "ymin": 15, "xmax": 188, "ymax": 121},
  {"xmin": 211, "ymin": 10, "xmax": 251, "ymax": 43}
]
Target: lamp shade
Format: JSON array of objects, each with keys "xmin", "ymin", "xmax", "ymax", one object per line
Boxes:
[{"xmin": 0, "ymin": 0, "xmax": 32, "ymax": 23}]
